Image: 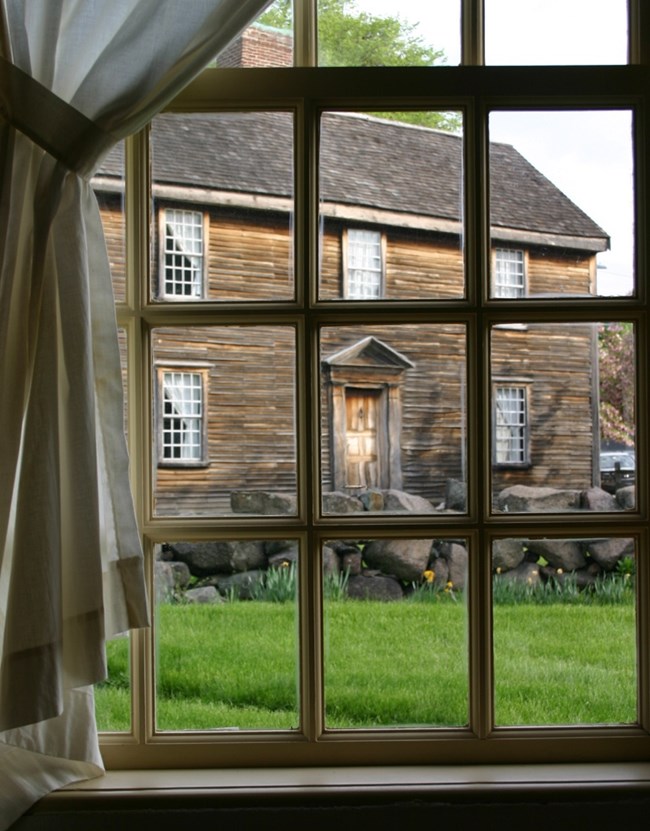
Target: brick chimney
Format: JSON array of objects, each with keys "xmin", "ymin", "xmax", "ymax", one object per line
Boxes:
[{"xmin": 218, "ymin": 24, "xmax": 293, "ymax": 68}]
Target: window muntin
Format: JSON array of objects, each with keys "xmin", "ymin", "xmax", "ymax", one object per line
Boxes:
[
  {"xmin": 107, "ymin": 1, "xmax": 648, "ymax": 768},
  {"xmin": 493, "ymin": 249, "xmax": 525, "ymax": 298},
  {"xmin": 159, "ymin": 369, "xmax": 205, "ymax": 464},
  {"xmin": 161, "ymin": 209, "xmax": 205, "ymax": 299},
  {"xmin": 345, "ymin": 229, "xmax": 383, "ymax": 299},
  {"xmin": 494, "ymin": 385, "xmax": 528, "ymax": 464}
]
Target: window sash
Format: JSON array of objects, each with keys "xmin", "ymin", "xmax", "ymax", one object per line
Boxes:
[
  {"xmin": 162, "ymin": 208, "xmax": 205, "ymax": 298},
  {"xmin": 346, "ymin": 228, "xmax": 383, "ymax": 298},
  {"xmin": 494, "ymin": 248, "xmax": 525, "ymax": 298},
  {"xmin": 159, "ymin": 370, "xmax": 204, "ymax": 463},
  {"xmin": 111, "ymin": 4, "xmax": 649, "ymax": 768},
  {"xmin": 494, "ymin": 385, "xmax": 527, "ymax": 464}
]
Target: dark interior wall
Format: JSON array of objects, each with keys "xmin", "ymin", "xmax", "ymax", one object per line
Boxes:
[{"xmin": 13, "ymin": 793, "xmax": 650, "ymax": 831}]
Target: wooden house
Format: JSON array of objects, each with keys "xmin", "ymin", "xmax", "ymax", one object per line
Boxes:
[{"xmin": 95, "ymin": 108, "xmax": 609, "ymax": 516}]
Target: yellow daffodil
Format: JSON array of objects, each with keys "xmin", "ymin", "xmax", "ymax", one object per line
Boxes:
[{"xmin": 423, "ymin": 569, "xmax": 435, "ymax": 583}]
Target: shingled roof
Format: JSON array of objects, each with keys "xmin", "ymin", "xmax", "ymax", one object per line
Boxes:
[{"xmin": 97, "ymin": 110, "xmax": 608, "ymax": 252}]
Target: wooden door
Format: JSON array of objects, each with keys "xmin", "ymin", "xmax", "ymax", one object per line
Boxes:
[{"xmin": 345, "ymin": 388, "xmax": 381, "ymax": 488}]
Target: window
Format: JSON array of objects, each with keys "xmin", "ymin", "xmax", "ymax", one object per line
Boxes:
[
  {"xmin": 105, "ymin": 0, "xmax": 648, "ymax": 772},
  {"xmin": 493, "ymin": 248, "xmax": 525, "ymax": 298},
  {"xmin": 345, "ymin": 228, "xmax": 383, "ymax": 298},
  {"xmin": 157, "ymin": 369, "xmax": 206, "ymax": 465},
  {"xmin": 160, "ymin": 208, "xmax": 205, "ymax": 298},
  {"xmin": 494, "ymin": 384, "xmax": 528, "ymax": 465}
]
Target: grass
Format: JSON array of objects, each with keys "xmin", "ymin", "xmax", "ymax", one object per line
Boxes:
[{"xmin": 96, "ymin": 585, "xmax": 636, "ymax": 732}]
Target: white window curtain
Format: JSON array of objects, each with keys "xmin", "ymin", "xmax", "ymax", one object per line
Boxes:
[{"xmin": 0, "ymin": 1, "xmax": 270, "ymax": 827}]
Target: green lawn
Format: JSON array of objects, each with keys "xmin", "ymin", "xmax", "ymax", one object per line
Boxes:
[{"xmin": 96, "ymin": 597, "xmax": 636, "ymax": 732}]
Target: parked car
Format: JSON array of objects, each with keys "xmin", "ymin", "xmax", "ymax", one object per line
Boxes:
[{"xmin": 600, "ymin": 450, "xmax": 635, "ymax": 493}]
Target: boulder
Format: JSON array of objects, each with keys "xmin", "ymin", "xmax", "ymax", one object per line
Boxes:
[
  {"xmin": 438, "ymin": 541, "xmax": 468, "ymax": 590},
  {"xmin": 445, "ymin": 479, "xmax": 467, "ymax": 512},
  {"xmin": 496, "ymin": 485, "xmax": 581, "ymax": 513},
  {"xmin": 340, "ymin": 548, "xmax": 362, "ymax": 576},
  {"xmin": 169, "ymin": 541, "xmax": 266, "ymax": 576},
  {"xmin": 525, "ymin": 539, "xmax": 587, "ymax": 571},
  {"xmin": 498, "ymin": 561, "xmax": 542, "ymax": 586},
  {"xmin": 346, "ymin": 573, "xmax": 404, "ymax": 601},
  {"xmin": 154, "ymin": 560, "xmax": 192, "ymax": 603},
  {"xmin": 381, "ymin": 489, "xmax": 437, "ymax": 514},
  {"xmin": 322, "ymin": 544, "xmax": 341, "ymax": 576},
  {"xmin": 428, "ymin": 556, "xmax": 449, "ymax": 588},
  {"xmin": 359, "ymin": 489, "xmax": 384, "ymax": 511},
  {"xmin": 586, "ymin": 537, "xmax": 634, "ymax": 571},
  {"xmin": 616, "ymin": 486, "xmax": 636, "ymax": 510},
  {"xmin": 230, "ymin": 491, "xmax": 297, "ymax": 515},
  {"xmin": 215, "ymin": 570, "xmax": 265, "ymax": 600},
  {"xmin": 362, "ymin": 538, "xmax": 433, "ymax": 582},
  {"xmin": 492, "ymin": 538, "xmax": 526, "ymax": 572},
  {"xmin": 581, "ymin": 487, "xmax": 620, "ymax": 512},
  {"xmin": 185, "ymin": 586, "xmax": 222, "ymax": 604},
  {"xmin": 322, "ymin": 491, "xmax": 365, "ymax": 514},
  {"xmin": 268, "ymin": 542, "xmax": 299, "ymax": 568}
]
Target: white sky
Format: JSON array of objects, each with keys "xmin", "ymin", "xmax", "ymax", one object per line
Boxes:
[{"xmin": 352, "ymin": 0, "xmax": 633, "ymax": 295}]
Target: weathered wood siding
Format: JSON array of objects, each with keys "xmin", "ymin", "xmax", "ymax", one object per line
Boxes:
[
  {"xmin": 97, "ymin": 193, "xmax": 126, "ymax": 302},
  {"xmin": 98, "ymin": 198, "xmax": 598, "ymax": 512},
  {"xmin": 526, "ymin": 249, "xmax": 595, "ymax": 296},
  {"xmin": 153, "ymin": 325, "xmax": 296, "ymax": 516},
  {"xmin": 492, "ymin": 323, "xmax": 597, "ymax": 496}
]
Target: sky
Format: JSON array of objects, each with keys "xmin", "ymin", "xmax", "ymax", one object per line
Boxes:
[{"xmin": 352, "ymin": 0, "xmax": 633, "ymax": 295}]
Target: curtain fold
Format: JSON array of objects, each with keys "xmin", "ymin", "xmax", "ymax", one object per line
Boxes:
[{"xmin": 0, "ymin": 2, "xmax": 271, "ymax": 827}]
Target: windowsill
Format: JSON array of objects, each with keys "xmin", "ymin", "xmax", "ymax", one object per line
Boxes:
[{"xmin": 32, "ymin": 763, "xmax": 650, "ymax": 813}]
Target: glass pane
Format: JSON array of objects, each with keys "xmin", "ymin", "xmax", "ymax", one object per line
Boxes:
[
  {"xmin": 320, "ymin": 324, "xmax": 467, "ymax": 514},
  {"xmin": 152, "ymin": 326, "xmax": 297, "ymax": 517},
  {"xmin": 151, "ymin": 112, "xmax": 294, "ymax": 302},
  {"xmin": 94, "ymin": 140, "xmax": 125, "ymax": 302},
  {"xmin": 319, "ymin": 111, "xmax": 464, "ymax": 301},
  {"xmin": 219, "ymin": 2, "xmax": 294, "ymax": 67},
  {"xmin": 319, "ymin": 1, "xmax": 461, "ymax": 66},
  {"xmin": 323, "ymin": 538, "xmax": 468, "ymax": 728},
  {"xmin": 486, "ymin": 0, "xmax": 628, "ymax": 65},
  {"xmin": 155, "ymin": 540, "xmax": 299, "ymax": 730},
  {"xmin": 95, "ymin": 634, "xmax": 131, "ymax": 732},
  {"xmin": 491, "ymin": 322, "xmax": 636, "ymax": 513},
  {"xmin": 489, "ymin": 110, "xmax": 634, "ymax": 298},
  {"xmin": 493, "ymin": 537, "xmax": 637, "ymax": 726}
]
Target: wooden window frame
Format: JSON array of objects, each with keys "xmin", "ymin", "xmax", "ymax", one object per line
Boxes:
[{"xmin": 110, "ymin": 0, "xmax": 650, "ymax": 773}]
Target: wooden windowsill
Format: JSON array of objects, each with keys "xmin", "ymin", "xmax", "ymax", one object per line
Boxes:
[{"xmin": 33, "ymin": 763, "xmax": 650, "ymax": 813}]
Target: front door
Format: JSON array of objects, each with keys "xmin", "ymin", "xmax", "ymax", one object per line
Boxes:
[{"xmin": 345, "ymin": 388, "xmax": 381, "ymax": 488}]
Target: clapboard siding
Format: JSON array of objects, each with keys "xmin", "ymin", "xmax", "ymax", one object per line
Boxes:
[
  {"xmin": 153, "ymin": 326, "xmax": 296, "ymax": 516},
  {"xmin": 99, "ymin": 198, "xmax": 598, "ymax": 513},
  {"xmin": 97, "ymin": 193, "xmax": 126, "ymax": 302}
]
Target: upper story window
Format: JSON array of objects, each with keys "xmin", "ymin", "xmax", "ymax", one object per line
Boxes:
[
  {"xmin": 160, "ymin": 208, "xmax": 205, "ymax": 299},
  {"xmin": 345, "ymin": 228, "xmax": 383, "ymax": 299},
  {"xmin": 158, "ymin": 369, "xmax": 206, "ymax": 465},
  {"xmin": 494, "ymin": 248, "xmax": 525, "ymax": 298}
]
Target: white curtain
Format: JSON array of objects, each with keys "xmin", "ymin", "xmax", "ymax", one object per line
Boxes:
[{"xmin": 0, "ymin": 1, "xmax": 270, "ymax": 827}]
